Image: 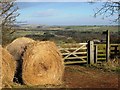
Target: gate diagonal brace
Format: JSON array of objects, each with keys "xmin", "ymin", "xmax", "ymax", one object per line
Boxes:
[{"xmin": 64, "ymin": 45, "xmax": 86, "ymax": 59}]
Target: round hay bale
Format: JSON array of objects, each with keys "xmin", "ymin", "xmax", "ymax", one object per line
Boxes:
[
  {"xmin": 6, "ymin": 37, "xmax": 35, "ymax": 61},
  {"xmin": 0, "ymin": 45, "xmax": 16, "ymax": 88},
  {"xmin": 22, "ymin": 41, "xmax": 64, "ymax": 86},
  {"xmin": 6, "ymin": 37, "xmax": 35, "ymax": 84}
]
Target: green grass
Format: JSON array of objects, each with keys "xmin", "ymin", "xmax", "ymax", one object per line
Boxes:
[{"xmin": 88, "ymin": 58, "xmax": 120, "ymax": 73}]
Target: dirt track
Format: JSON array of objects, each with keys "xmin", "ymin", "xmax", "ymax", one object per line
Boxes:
[{"xmin": 63, "ymin": 65, "xmax": 119, "ymax": 89}]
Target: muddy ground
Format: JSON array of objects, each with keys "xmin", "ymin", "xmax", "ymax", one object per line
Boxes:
[{"xmin": 63, "ymin": 65, "xmax": 119, "ymax": 89}]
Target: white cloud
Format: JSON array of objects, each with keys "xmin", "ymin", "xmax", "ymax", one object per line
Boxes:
[{"xmin": 33, "ymin": 9, "xmax": 59, "ymax": 17}]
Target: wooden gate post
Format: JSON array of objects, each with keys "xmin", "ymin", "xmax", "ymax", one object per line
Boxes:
[
  {"xmin": 94, "ymin": 45, "xmax": 98, "ymax": 63},
  {"xmin": 87, "ymin": 41, "xmax": 94, "ymax": 64},
  {"xmin": 106, "ymin": 30, "xmax": 110, "ymax": 62}
]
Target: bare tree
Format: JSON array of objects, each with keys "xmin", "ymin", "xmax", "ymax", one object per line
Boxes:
[
  {"xmin": 90, "ymin": 0, "xmax": 120, "ymax": 23},
  {"xmin": 0, "ymin": 0, "xmax": 19, "ymax": 45}
]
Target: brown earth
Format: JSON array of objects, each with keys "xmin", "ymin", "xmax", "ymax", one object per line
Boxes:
[{"xmin": 63, "ymin": 65, "xmax": 119, "ymax": 89}]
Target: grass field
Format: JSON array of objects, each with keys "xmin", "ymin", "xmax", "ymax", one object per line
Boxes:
[{"xmin": 11, "ymin": 25, "xmax": 119, "ymax": 44}]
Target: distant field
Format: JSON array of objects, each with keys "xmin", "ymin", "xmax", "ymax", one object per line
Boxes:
[
  {"xmin": 13, "ymin": 26, "xmax": 119, "ymax": 44},
  {"xmin": 63, "ymin": 26, "xmax": 118, "ymax": 32}
]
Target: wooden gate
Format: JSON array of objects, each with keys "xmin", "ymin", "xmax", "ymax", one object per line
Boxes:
[
  {"xmin": 58, "ymin": 43, "xmax": 120, "ymax": 65},
  {"xmin": 59, "ymin": 43, "xmax": 87, "ymax": 64}
]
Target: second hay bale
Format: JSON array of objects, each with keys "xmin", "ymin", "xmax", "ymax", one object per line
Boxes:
[
  {"xmin": 6, "ymin": 37, "xmax": 35, "ymax": 61},
  {"xmin": 22, "ymin": 41, "xmax": 64, "ymax": 86},
  {"xmin": 5, "ymin": 37, "xmax": 35, "ymax": 84}
]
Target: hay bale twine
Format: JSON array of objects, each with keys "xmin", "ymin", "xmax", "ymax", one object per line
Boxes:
[
  {"xmin": 22, "ymin": 41, "xmax": 64, "ymax": 86},
  {"xmin": 6, "ymin": 37, "xmax": 35, "ymax": 61},
  {"xmin": 0, "ymin": 45, "xmax": 16, "ymax": 88}
]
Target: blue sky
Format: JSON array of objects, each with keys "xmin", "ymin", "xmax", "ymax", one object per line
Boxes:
[{"xmin": 16, "ymin": 2, "xmax": 117, "ymax": 26}]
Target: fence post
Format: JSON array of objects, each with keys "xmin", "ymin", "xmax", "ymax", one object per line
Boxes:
[
  {"xmin": 106, "ymin": 30, "xmax": 110, "ymax": 62},
  {"xmin": 87, "ymin": 41, "xmax": 94, "ymax": 64},
  {"xmin": 94, "ymin": 45, "xmax": 97, "ymax": 63}
]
